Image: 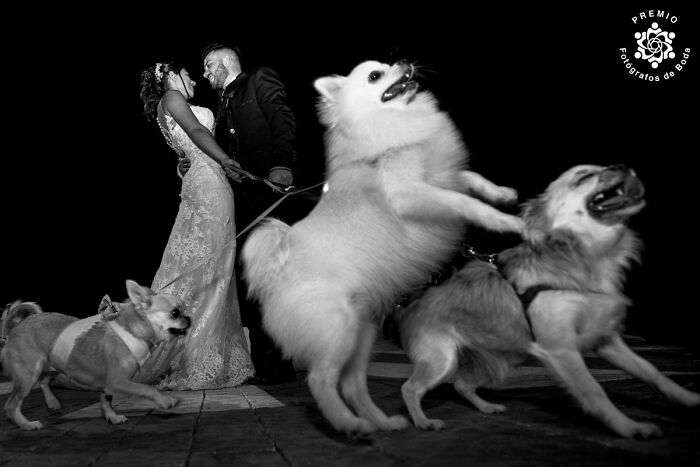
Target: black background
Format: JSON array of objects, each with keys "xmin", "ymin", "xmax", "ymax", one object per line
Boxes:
[{"xmin": 2, "ymin": 6, "xmax": 698, "ymax": 346}]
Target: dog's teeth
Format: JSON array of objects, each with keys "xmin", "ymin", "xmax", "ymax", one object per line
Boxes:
[{"xmin": 616, "ymin": 187, "xmax": 624, "ymax": 196}]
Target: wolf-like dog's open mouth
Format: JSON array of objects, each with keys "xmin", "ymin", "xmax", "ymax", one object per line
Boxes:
[
  {"xmin": 382, "ymin": 63, "xmax": 418, "ymax": 102},
  {"xmin": 587, "ymin": 165, "xmax": 645, "ymax": 220}
]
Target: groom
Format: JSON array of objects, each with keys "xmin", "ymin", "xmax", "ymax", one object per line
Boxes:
[{"xmin": 200, "ymin": 43, "xmax": 298, "ymax": 384}]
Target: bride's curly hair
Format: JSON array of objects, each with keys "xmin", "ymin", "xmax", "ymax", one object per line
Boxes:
[{"xmin": 139, "ymin": 61, "xmax": 183, "ymax": 123}]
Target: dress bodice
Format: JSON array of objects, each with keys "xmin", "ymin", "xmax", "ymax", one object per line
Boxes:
[
  {"xmin": 162, "ymin": 105, "xmax": 216, "ymax": 162},
  {"xmin": 160, "ymin": 104, "xmax": 230, "ymax": 197}
]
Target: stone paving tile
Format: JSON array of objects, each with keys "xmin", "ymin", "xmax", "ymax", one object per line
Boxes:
[{"xmin": 188, "ymin": 451, "xmax": 288, "ymax": 467}]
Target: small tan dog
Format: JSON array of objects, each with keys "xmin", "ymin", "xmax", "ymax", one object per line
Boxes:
[
  {"xmin": 1, "ymin": 279, "xmax": 190, "ymax": 430},
  {"xmin": 399, "ymin": 164, "xmax": 700, "ymax": 438}
]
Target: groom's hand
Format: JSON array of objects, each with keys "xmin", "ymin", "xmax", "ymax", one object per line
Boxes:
[
  {"xmin": 177, "ymin": 155, "xmax": 191, "ymax": 177},
  {"xmin": 269, "ymin": 167, "xmax": 293, "ymax": 187}
]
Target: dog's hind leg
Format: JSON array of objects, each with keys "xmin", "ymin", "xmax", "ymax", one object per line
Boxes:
[
  {"xmin": 306, "ymin": 307, "xmax": 377, "ymax": 437},
  {"xmin": 340, "ymin": 320, "xmax": 409, "ymax": 431},
  {"xmin": 530, "ymin": 343, "xmax": 662, "ymax": 439},
  {"xmin": 453, "ymin": 369, "xmax": 506, "ymax": 414},
  {"xmin": 597, "ymin": 334, "xmax": 700, "ymax": 407},
  {"xmin": 4, "ymin": 358, "xmax": 46, "ymax": 430},
  {"xmin": 402, "ymin": 334, "xmax": 458, "ymax": 430},
  {"xmin": 100, "ymin": 393, "xmax": 128, "ymax": 424},
  {"xmin": 39, "ymin": 376, "xmax": 61, "ymax": 412}
]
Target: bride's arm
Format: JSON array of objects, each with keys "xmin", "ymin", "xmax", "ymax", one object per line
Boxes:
[{"xmin": 161, "ymin": 91, "xmax": 233, "ymax": 167}]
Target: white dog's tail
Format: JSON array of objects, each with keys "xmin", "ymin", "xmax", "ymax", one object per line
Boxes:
[
  {"xmin": 1, "ymin": 300, "xmax": 43, "ymax": 339},
  {"xmin": 242, "ymin": 218, "xmax": 291, "ymax": 303}
]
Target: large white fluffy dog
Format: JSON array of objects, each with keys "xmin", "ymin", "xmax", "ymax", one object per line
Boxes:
[{"xmin": 242, "ymin": 60, "xmax": 523, "ymax": 436}]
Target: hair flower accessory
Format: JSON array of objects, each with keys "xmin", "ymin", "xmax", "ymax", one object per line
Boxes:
[{"xmin": 154, "ymin": 63, "xmax": 164, "ymax": 81}]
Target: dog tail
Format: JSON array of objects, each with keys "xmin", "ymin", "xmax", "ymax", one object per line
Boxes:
[
  {"xmin": 1, "ymin": 300, "xmax": 43, "ymax": 339},
  {"xmin": 242, "ymin": 218, "xmax": 291, "ymax": 303}
]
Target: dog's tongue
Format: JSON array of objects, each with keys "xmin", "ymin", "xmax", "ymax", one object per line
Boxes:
[{"xmin": 382, "ymin": 80, "xmax": 418, "ymax": 102}]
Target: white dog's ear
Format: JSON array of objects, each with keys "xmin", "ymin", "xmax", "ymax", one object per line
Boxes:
[
  {"xmin": 126, "ymin": 280, "xmax": 152, "ymax": 311},
  {"xmin": 314, "ymin": 75, "xmax": 345, "ymax": 102}
]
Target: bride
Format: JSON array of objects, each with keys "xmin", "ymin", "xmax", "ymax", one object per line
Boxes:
[{"xmin": 137, "ymin": 61, "xmax": 254, "ymax": 389}]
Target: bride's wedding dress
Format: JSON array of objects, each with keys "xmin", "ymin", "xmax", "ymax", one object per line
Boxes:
[{"xmin": 136, "ymin": 104, "xmax": 254, "ymax": 390}]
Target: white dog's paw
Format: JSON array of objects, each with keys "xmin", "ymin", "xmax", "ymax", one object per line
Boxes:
[
  {"xmin": 619, "ymin": 421, "xmax": 663, "ymax": 439},
  {"xmin": 107, "ymin": 414, "xmax": 128, "ymax": 425},
  {"xmin": 345, "ymin": 418, "xmax": 378, "ymax": 439},
  {"xmin": 679, "ymin": 391, "xmax": 700, "ymax": 407},
  {"xmin": 495, "ymin": 186, "xmax": 518, "ymax": 205},
  {"xmin": 416, "ymin": 418, "xmax": 446, "ymax": 431},
  {"xmin": 383, "ymin": 414, "xmax": 410, "ymax": 431},
  {"xmin": 494, "ymin": 214, "xmax": 525, "ymax": 234}
]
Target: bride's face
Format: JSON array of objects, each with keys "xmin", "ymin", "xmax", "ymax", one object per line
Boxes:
[{"xmin": 171, "ymin": 68, "xmax": 197, "ymax": 99}]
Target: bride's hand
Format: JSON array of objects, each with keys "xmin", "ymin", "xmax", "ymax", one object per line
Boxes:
[{"xmin": 222, "ymin": 158, "xmax": 244, "ymax": 182}]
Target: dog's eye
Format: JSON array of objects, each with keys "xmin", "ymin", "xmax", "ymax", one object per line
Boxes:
[
  {"xmin": 368, "ymin": 71, "xmax": 383, "ymax": 83},
  {"xmin": 573, "ymin": 172, "xmax": 596, "ymax": 186},
  {"xmin": 171, "ymin": 308, "xmax": 181, "ymax": 318}
]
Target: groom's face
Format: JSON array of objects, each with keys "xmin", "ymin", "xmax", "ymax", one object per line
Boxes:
[{"xmin": 203, "ymin": 52, "xmax": 229, "ymax": 90}]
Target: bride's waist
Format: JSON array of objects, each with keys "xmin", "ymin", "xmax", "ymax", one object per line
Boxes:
[
  {"xmin": 183, "ymin": 154, "xmax": 228, "ymax": 183},
  {"xmin": 187, "ymin": 153, "xmax": 223, "ymax": 170}
]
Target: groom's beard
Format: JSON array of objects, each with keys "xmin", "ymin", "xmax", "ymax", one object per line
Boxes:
[{"xmin": 210, "ymin": 66, "xmax": 229, "ymax": 90}]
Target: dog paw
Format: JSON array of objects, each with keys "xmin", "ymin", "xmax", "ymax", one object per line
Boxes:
[
  {"xmin": 46, "ymin": 399, "xmax": 62, "ymax": 412},
  {"xmin": 621, "ymin": 421, "xmax": 663, "ymax": 439},
  {"xmin": 346, "ymin": 419, "xmax": 377, "ymax": 439},
  {"xmin": 382, "ymin": 414, "xmax": 410, "ymax": 431},
  {"xmin": 479, "ymin": 402, "xmax": 507, "ymax": 414},
  {"xmin": 107, "ymin": 414, "xmax": 128, "ymax": 425},
  {"xmin": 21, "ymin": 420, "xmax": 44, "ymax": 431},
  {"xmin": 494, "ymin": 215, "xmax": 525, "ymax": 234},
  {"xmin": 679, "ymin": 391, "xmax": 700, "ymax": 407},
  {"xmin": 156, "ymin": 394, "xmax": 179, "ymax": 409},
  {"xmin": 495, "ymin": 186, "xmax": 518, "ymax": 205},
  {"xmin": 416, "ymin": 418, "xmax": 445, "ymax": 431}
]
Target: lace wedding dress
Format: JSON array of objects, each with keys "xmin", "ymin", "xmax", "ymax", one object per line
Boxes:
[{"xmin": 136, "ymin": 105, "xmax": 254, "ymax": 390}]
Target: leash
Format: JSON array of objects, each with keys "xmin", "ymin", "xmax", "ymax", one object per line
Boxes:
[
  {"xmin": 156, "ymin": 179, "xmax": 325, "ymax": 293},
  {"xmin": 226, "ymin": 163, "xmax": 321, "ymax": 201}
]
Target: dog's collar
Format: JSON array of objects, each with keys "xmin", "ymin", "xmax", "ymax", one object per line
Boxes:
[
  {"xmin": 463, "ymin": 244, "xmax": 553, "ymax": 341},
  {"xmin": 462, "ymin": 244, "xmax": 498, "ymax": 265}
]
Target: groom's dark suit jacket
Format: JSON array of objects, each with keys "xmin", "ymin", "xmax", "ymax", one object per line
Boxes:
[
  {"xmin": 214, "ymin": 67, "xmax": 297, "ymax": 184},
  {"xmin": 214, "ymin": 66, "xmax": 299, "ymax": 381}
]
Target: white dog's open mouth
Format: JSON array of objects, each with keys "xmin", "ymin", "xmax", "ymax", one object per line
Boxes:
[
  {"xmin": 382, "ymin": 63, "xmax": 418, "ymax": 102},
  {"xmin": 587, "ymin": 165, "xmax": 645, "ymax": 220}
]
